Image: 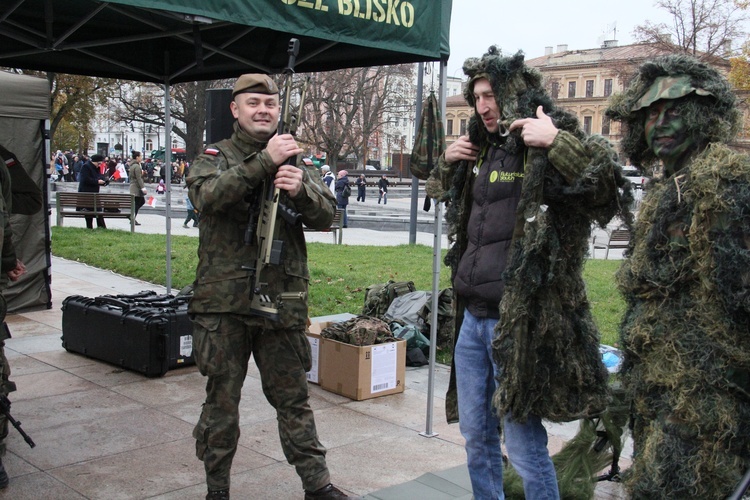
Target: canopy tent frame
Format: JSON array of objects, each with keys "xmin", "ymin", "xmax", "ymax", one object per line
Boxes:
[{"xmin": 1, "ymin": 0, "xmax": 451, "ymax": 436}]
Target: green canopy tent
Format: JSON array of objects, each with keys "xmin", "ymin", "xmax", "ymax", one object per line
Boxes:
[
  {"xmin": 0, "ymin": 0, "xmax": 450, "ymax": 82},
  {"xmin": 0, "ymin": 0, "xmax": 452, "ymax": 434}
]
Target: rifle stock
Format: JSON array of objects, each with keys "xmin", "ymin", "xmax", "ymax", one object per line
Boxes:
[{"xmin": 249, "ymin": 39, "xmax": 310, "ymax": 320}]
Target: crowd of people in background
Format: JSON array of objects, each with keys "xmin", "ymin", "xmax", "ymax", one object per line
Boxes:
[{"xmin": 49, "ymin": 149, "xmax": 191, "ymax": 185}]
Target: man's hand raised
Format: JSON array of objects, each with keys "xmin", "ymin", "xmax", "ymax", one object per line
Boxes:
[
  {"xmin": 509, "ymin": 106, "xmax": 559, "ymax": 148},
  {"xmin": 445, "ymin": 136, "xmax": 479, "ymax": 164},
  {"xmin": 266, "ymin": 134, "xmax": 304, "ymax": 166}
]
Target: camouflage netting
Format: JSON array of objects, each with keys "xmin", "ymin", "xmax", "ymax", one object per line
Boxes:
[
  {"xmin": 617, "ymin": 144, "xmax": 750, "ymax": 498},
  {"xmin": 319, "ymin": 315, "xmax": 395, "ymax": 346}
]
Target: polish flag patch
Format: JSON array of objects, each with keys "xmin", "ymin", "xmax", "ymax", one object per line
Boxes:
[
  {"xmin": 4, "ymin": 158, "xmax": 16, "ymax": 168},
  {"xmin": 204, "ymin": 148, "xmax": 219, "ymax": 156}
]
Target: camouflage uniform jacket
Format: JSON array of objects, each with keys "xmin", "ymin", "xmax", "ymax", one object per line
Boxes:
[
  {"xmin": 430, "ymin": 123, "xmax": 628, "ymax": 424},
  {"xmin": 186, "ymin": 123, "xmax": 337, "ymax": 329},
  {"xmin": 0, "ymin": 158, "xmax": 14, "ymax": 274}
]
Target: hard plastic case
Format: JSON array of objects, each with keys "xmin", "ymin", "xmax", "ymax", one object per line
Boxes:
[{"xmin": 61, "ymin": 292, "xmax": 195, "ymax": 377}]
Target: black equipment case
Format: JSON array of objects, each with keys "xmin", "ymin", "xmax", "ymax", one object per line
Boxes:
[{"xmin": 61, "ymin": 291, "xmax": 195, "ymax": 377}]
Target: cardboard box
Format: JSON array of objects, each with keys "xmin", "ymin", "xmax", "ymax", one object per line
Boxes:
[
  {"xmin": 310, "ymin": 321, "xmax": 406, "ymax": 400},
  {"xmin": 305, "ymin": 331, "xmax": 322, "ymax": 385}
]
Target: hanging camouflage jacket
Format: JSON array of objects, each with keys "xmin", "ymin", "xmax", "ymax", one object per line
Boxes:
[{"xmin": 186, "ymin": 122, "xmax": 337, "ymax": 329}]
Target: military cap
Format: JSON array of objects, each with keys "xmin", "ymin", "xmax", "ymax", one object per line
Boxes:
[
  {"xmin": 232, "ymin": 73, "xmax": 279, "ymax": 97},
  {"xmin": 631, "ymin": 75, "xmax": 713, "ymax": 111}
]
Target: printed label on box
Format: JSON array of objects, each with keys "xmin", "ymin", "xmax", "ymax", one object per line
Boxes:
[
  {"xmin": 180, "ymin": 335, "xmax": 192, "ymax": 357},
  {"xmin": 371, "ymin": 342, "xmax": 398, "ymax": 393},
  {"xmin": 306, "ymin": 335, "xmax": 320, "ymax": 384}
]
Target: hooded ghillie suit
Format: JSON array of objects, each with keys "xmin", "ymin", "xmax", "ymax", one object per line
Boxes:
[
  {"xmin": 606, "ymin": 55, "xmax": 749, "ymax": 499},
  {"xmin": 426, "ymin": 47, "xmax": 633, "ymax": 426}
]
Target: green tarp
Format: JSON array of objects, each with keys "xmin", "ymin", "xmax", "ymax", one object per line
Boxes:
[{"xmin": 0, "ymin": 0, "xmax": 451, "ymax": 83}]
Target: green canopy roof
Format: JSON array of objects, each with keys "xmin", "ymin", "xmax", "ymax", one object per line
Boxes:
[{"xmin": 0, "ymin": 0, "xmax": 451, "ymax": 83}]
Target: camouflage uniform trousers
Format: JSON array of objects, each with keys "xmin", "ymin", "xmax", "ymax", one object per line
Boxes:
[
  {"xmin": 191, "ymin": 313, "xmax": 330, "ymax": 492},
  {"xmin": 0, "ymin": 334, "xmax": 15, "ymax": 457}
]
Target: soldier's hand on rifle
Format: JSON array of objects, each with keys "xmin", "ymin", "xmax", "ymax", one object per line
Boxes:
[
  {"xmin": 274, "ymin": 165, "xmax": 303, "ymax": 197},
  {"xmin": 266, "ymin": 134, "xmax": 303, "ymax": 167}
]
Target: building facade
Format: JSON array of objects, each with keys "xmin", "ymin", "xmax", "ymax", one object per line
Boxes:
[{"xmin": 445, "ymin": 42, "xmax": 750, "ymax": 160}]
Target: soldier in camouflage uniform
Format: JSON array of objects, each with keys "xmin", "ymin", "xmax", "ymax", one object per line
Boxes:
[
  {"xmin": 0, "ymin": 144, "xmax": 43, "ymax": 489},
  {"xmin": 607, "ymin": 55, "xmax": 750, "ymax": 499},
  {"xmin": 186, "ymin": 74, "xmax": 351, "ymax": 500}
]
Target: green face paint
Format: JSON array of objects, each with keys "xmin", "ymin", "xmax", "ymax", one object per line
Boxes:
[{"xmin": 644, "ymin": 99, "xmax": 695, "ymax": 173}]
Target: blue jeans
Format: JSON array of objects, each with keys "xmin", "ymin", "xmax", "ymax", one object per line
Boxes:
[
  {"xmin": 337, "ymin": 204, "xmax": 348, "ymax": 226},
  {"xmin": 455, "ymin": 310, "xmax": 559, "ymax": 500}
]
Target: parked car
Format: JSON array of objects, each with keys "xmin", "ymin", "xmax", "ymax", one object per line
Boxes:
[
  {"xmin": 622, "ymin": 165, "xmax": 647, "ymax": 190},
  {"xmin": 365, "ymin": 165, "xmax": 378, "ymax": 170}
]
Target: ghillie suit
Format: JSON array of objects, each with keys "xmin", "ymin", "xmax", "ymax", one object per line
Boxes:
[
  {"xmin": 503, "ymin": 381, "xmax": 630, "ymax": 499},
  {"xmin": 426, "ymin": 46, "xmax": 633, "ymax": 429},
  {"xmin": 606, "ymin": 54, "xmax": 749, "ymax": 499}
]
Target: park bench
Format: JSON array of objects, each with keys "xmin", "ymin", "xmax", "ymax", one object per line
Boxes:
[
  {"xmin": 56, "ymin": 192, "xmax": 136, "ymax": 232},
  {"xmin": 303, "ymin": 209, "xmax": 343, "ymax": 244},
  {"xmin": 592, "ymin": 225, "xmax": 630, "ymax": 259}
]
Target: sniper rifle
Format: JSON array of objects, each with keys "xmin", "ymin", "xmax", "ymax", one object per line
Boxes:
[{"xmin": 248, "ymin": 38, "xmax": 310, "ymax": 320}]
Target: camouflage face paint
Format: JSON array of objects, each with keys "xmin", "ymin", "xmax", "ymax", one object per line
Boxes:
[{"xmin": 644, "ymin": 99, "xmax": 694, "ymax": 173}]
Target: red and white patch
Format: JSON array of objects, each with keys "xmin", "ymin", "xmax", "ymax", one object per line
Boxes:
[
  {"xmin": 204, "ymin": 148, "xmax": 220, "ymax": 156},
  {"xmin": 4, "ymin": 158, "xmax": 17, "ymax": 168}
]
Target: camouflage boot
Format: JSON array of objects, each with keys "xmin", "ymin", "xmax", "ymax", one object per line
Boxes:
[
  {"xmin": 304, "ymin": 483, "xmax": 351, "ymax": 499},
  {"xmin": 206, "ymin": 489, "xmax": 228, "ymax": 500},
  {"xmin": 0, "ymin": 458, "xmax": 8, "ymax": 489}
]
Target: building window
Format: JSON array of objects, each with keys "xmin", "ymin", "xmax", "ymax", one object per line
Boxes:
[
  {"xmin": 585, "ymin": 80, "xmax": 594, "ymax": 98},
  {"xmin": 460, "ymin": 119, "xmax": 467, "ymax": 135},
  {"xmin": 145, "ymin": 139, "xmax": 153, "ymax": 150},
  {"xmin": 551, "ymin": 80, "xmax": 559, "ymax": 99},
  {"xmin": 568, "ymin": 81, "xmax": 576, "ymax": 98},
  {"xmin": 447, "ymin": 119, "xmax": 454, "ymax": 136},
  {"xmin": 604, "ymin": 79, "xmax": 613, "ymax": 97},
  {"xmin": 602, "ymin": 116, "xmax": 611, "ymax": 135},
  {"xmin": 583, "ymin": 116, "xmax": 592, "ymax": 135}
]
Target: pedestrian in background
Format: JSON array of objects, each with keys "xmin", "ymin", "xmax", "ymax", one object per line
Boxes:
[
  {"xmin": 355, "ymin": 174, "xmax": 366, "ymax": 202},
  {"xmin": 377, "ymin": 174, "xmax": 389, "ymax": 204},
  {"xmin": 128, "ymin": 151, "xmax": 146, "ymax": 226},
  {"xmin": 335, "ymin": 169, "xmax": 350, "ymax": 227}
]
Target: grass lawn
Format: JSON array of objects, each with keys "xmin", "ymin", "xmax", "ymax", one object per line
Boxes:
[{"xmin": 50, "ymin": 226, "xmax": 625, "ymax": 351}]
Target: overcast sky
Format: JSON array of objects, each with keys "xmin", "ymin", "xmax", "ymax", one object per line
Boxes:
[{"xmin": 446, "ymin": 0, "xmax": 676, "ymax": 77}]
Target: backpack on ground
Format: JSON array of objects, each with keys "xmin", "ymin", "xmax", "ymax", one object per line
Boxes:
[
  {"xmin": 342, "ymin": 184, "xmax": 352, "ymax": 198},
  {"xmin": 362, "ymin": 280, "xmax": 416, "ymax": 319}
]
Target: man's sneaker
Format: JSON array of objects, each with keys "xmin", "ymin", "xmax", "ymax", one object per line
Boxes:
[
  {"xmin": 304, "ymin": 483, "xmax": 351, "ymax": 499},
  {"xmin": 0, "ymin": 458, "xmax": 9, "ymax": 489},
  {"xmin": 205, "ymin": 489, "xmax": 229, "ymax": 500}
]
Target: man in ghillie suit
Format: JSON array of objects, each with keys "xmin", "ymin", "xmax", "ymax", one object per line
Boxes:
[
  {"xmin": 426, "ymin": 46, "xmax": 633, "ymax": 499},
  {"xmin": 606, "ymin": 55, "xmax": 750, "ymax": 499}
]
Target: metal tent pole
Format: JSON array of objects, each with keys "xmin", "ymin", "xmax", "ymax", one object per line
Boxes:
[
  {"xmin": 163, "ymin": 79, "xmax": 173, "ymax": 293},
  {"xmin": 421, "ymin": 59, "xmax": 447, "ymax": 438}
]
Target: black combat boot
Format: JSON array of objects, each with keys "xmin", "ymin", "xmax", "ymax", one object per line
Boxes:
[
  {"xmin": 0, "ymin": 458, "xmax": 8, "ymax": 489},
  {"xmin": 205, "ymin": 489, "xmax": 229, "ymax": 500},
  {"xmin": 304, "ymin": 483, "xmax": 351, "ymax": 499}
]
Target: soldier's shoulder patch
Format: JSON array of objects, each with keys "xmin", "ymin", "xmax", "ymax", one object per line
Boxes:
[
  {"xmin": 4, "ymin": 158, "xmax": 17, "ymax": 168},
  {"xmin": 204, "ymin": 148, "xmax": 220, "ymax": 156}
]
